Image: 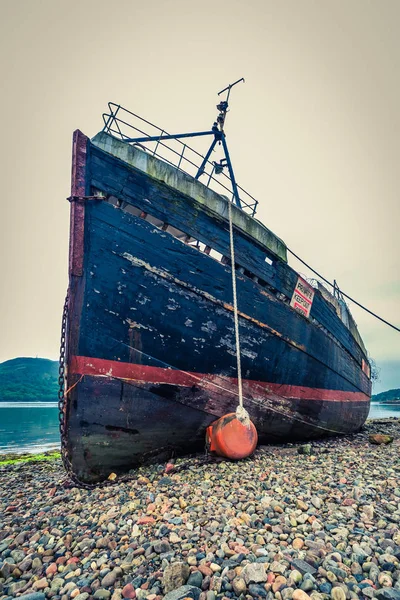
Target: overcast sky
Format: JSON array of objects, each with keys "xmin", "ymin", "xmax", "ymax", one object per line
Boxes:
[{"xmin": 0, "ymin": 0, "xmax": 398, "ymax": 393}]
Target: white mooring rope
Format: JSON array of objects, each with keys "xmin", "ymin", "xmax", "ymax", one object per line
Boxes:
[{"xmin": 228, "ymin": 200, "xmax": 250, "ymax": 426}]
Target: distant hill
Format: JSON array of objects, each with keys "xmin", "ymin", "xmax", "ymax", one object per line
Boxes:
[
  {"xmin": 0, "ymin": 357, "xmax": 59, "ymax": 402},
  {"xmin": 372, "ymin": 388, "xmax": 400, "ymax": 404}
]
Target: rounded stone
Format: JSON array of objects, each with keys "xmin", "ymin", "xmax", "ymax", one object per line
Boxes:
[
  {"xmin": 289, "ymin": 571, "xmax": 303, "ymax": 585},
  {"xmin": 187, "ymin": 571, "xmax": 203, "ymax": 589},
  {"xmin": 273, "ymin": 576, "xmax": 287, "ymax": 593},
  {"xmin": 232, "ymin": 577, "xmax": 247, "ymax": 595},
  {"xmin": 331, "ymin": 588, "xmax": 346, "ymax": 600},
  {"xmin": 292, "ymin": 591, "xmax": 311, "ymax": 600}
]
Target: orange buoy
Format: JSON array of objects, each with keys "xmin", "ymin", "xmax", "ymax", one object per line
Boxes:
[{"xmin": 206, "ymin": 412, "xmax": 258, "ymax": 459}]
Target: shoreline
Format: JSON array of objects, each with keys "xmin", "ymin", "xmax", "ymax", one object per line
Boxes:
[
  {"xmin": 0, "ymin": 446, "xmax": 60, "ymax": 460},
  {"xmin": 0, "ymin": 450, "xmax": 60, "ymax": 467},
  {"xmin": 1, "ymin": 418, "xmax": 399, "ymax": 600}
]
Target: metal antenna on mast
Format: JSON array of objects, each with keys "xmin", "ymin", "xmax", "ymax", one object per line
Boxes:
[
  {"xmin": 195, "ymin": 78, "xmax": 245, "ymax": 208},
  {"xmin": 216, "ymin": 77, "xmax": 245, "ymax": 132}
]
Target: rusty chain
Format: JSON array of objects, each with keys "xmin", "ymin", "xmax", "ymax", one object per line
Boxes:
[
  {"xmin": 58, "ymin": 292, "xmax": 68, "ymax": 435},
  {"xmin": 58, "ymin": 291, "xmax": 76, "ymax": 480}
]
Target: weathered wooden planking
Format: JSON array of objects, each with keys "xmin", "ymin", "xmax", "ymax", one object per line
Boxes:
[
  {"xmin": 89, "ymin": 149, "xmax": 277, "ymax": 277},
  {"xmin": 65, "ymin": 199, "xmax": 370, "ymax": 484},
  {"xmin": 80, "ymin": 201, "xmax": 370, "ymax": 395},
  {"xmin": 88, "ymin": 145, "xmax": 367, "ymax": 368}
]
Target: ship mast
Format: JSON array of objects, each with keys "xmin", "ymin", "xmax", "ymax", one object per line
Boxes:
[
  {"xmin": 195, "ymin": 78, "xmax": 245, "ymax": 208},
  {"xmin": 122, "ymin": 78, "xmax": 245, "ymax": 209}
]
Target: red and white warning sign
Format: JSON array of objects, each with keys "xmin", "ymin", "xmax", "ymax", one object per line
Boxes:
[{"xmin": 290, "ymin": 277, "xmax": 315, "ymax": 318}]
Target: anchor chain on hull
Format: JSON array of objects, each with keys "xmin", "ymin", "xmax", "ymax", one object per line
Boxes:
[{"xmin": 57, "ymin": 290, "xmax": 80, "ymax": 484}]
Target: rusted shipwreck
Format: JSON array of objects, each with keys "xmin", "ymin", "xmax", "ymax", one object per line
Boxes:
[{"xmin": 61, "ymin": 93, "xmax": 371, "ymax": 483}]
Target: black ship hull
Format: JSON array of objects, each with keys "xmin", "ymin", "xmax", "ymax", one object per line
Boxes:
[{"xmin": 63, "ymin": 129, "xmax": 371, "ymax": 483}]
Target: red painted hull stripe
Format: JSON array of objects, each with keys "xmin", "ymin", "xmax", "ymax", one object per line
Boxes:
[{"xmin": 69, "ymin": 355, "xmax": 370, "ymax": 403}]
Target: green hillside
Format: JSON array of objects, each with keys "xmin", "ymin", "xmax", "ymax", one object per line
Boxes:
[
  {"xmin": 0, "ymin": 357, "xmax": 59, "ymax": 402},
  {"xmin": 372, "ymin": 388, "xmax": 400, "ymax": 404}
]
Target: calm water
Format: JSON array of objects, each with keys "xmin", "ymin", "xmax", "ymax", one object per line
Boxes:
[
  {"xmin": 0, "ymin": 402, "xmax": 60, "ymax": 454},
  {"xmin": 368, "ymin": 402, "xmax": 400, "ymax": 419},
  {"xmin": 0, "ymin": 401, "xmax": 398, "ymax": 455}
]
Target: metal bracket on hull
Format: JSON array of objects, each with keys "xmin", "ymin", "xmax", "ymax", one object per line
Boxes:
[{"xmin": 67, "ymin": 195, "xmax": 103, "ymax": 203}]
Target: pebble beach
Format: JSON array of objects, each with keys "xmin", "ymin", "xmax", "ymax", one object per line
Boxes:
[{"xmin": 1, "ymin": 419, "xmax": 399, "ymax": 600}]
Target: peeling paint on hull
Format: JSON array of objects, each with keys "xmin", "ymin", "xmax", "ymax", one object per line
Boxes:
[{"xmin": 64, "ymin": 130, "xmax": 371, "ymax": 483}]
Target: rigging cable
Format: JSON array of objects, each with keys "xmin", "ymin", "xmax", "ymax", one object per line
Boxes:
[
  {"xmin": 228, "ymin": 200, "xmax": 250, "ymax": 424},
  {"xmin": 287, "ymin": 247, "xmax": 400, "ymax": 334}
]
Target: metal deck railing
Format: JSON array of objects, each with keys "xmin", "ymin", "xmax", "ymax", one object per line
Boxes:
[{"xmin": 102, "ymin": 103, "xmax": 259, "ymax": 217}]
